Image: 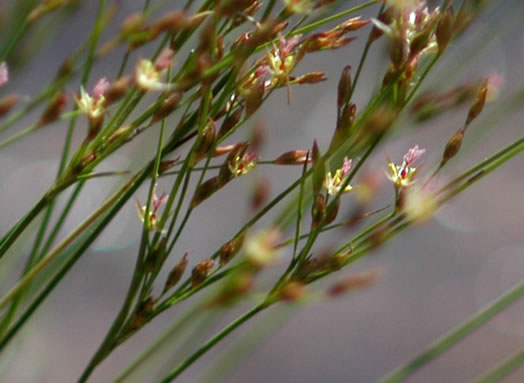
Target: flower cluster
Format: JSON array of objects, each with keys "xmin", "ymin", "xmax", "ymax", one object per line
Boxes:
[
  {"xmin": 386, "ymin": 145, "xmax": 425, "ymax": 188},
  {"xmin": 136, "ymin": 48, "xmax": 174, "ymax": 91},
  {"xmin": 75, "ymin": 78, "xmax": 110, "ymax": 122},
  {"xmin": 136, "ymin": 192, "xmax": 169, "ymax": 232},
  {"xmin": 323, "ymin": 157, "xmax": 354, "ymax": 195}
]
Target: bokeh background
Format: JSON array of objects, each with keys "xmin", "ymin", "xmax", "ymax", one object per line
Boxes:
[{"xmin": 0, "ymin": 0, "xmax": 523, "ymax": 382}]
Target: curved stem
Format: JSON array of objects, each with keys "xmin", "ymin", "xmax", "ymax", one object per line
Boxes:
[{"xmin": 379, "ymin": 280, "xmax": 524, "ymax": 383}]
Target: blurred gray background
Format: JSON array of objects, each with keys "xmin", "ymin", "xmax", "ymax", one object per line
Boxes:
[{"xmin": 0, "ymin": 0, "xmax": 523, "ymax": 382}]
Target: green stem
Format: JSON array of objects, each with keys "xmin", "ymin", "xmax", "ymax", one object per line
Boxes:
[
  {"xmin": 111, "ymin": 306, "xmax": 200, "ymax": 383},
  {"xmin": 473, "ymin": 346, "xmax": 524, "ymax": 383},
  {"xmin": 159, "ymin": 302, "xmax": 270, "ymax": 382},
  {"xmin": 0, "ymin": 177, "xmax": 126, "ymax": 312},
  {"xmin": 379, "ymin": 280, "xmax": 524, "ymax": 383}
]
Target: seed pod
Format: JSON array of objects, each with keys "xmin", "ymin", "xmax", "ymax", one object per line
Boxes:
[
  {"xmin": 442, "ymin": 128, "xmax": 464, "ymax": 164},
  {"xmin": 191, "ymin": 176, "xmax": 221, "ymax": 207},
  {"xmin": 279, "ymin": 281, "xmax": 307, "ymax": 302},
  {"xmin": 219, "ymin": 232, "xmax": 246, "ymax": 266},
  {"xmin": 163, "ymin": 253, "xmax": 189, "ymax": 293},
  {"xmin": 325, "ymin": 197, "xmax": 340, "ymax": 226},
  {"xmin": 272, "ymin": 149, "xmax": 310, "ymax": 165},
  {"xmin": 327, "ymin": 270, "xmax": 381, "ymax": 297},
  {"xmin": 105, "ymin": 76, "xmax": 133, "ymax": 106},
  {"xmin": 312, "ymin": 141, "xmax": 326, "ymax": 196},
  {"xmin": 336, "ymin": 17, "xmax": 370, "ymax": 32},
  {"xmin": 465, "ymin": 79, "xmax": 488, "ymax": 126},
  {"xmin": 0, "ymin": 94, "xmax": 18, "ymax": 117},
  {"xmin": 152, "ymin": 91, "xmax": 183, "ymax": 123},
  {"xmin": 436, "ymin": 7, "xmax": 455, "ymax": 53},
  {"xmin": 330, "ymin": 103, "xmax": 356, "ymax": 152},
  {"xmin": 295, "ymin": 71, "xmax": 326, "ymax": 84},
  {"xmin": 191, "ymin": 259, "xmax": 215, "ymax": 287},
  {"xmin": 218, "ymin": 108, "xmax": 243, "ymax": 139},
  {"xmin": 244, "ymin": 79, "xmax": 265, "ymax": 118},
  {"xmin": 311, "ymin": 193, "xmax": 327, "ymax": 231},
  {"xmin": 251, "ymin": 176, "xmax": 270, "ymax": 211},
  {"xmin": 37, "ymin": 89, "xmax": 67, "ymax": 128},
  {"xmin": 337, "ymin": 65, "xmax": 352, "ymax": 111},
  {"xmin": 192, "ymin": 119, "xmax": 216, "ymax": 165}
]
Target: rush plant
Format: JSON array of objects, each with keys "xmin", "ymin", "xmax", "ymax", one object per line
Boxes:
[{"xmin": 0, "ymin": 0, "xmax": 522, "ymax": 382}]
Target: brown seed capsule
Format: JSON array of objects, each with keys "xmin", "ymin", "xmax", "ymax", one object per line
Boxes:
[
  {"xmin": 312, "ymin": 141, "xmax": 326, "ymax": 196},
  {"xmin": 327, "ymin": 270, "xmax": 381, "ymax": 297},
  {"xmin": 244, "ymin": 79, "xmax": 265, "ymax": 118},
  {"xmin": 218, "ymin": 108, "xmax": 243, "ymax": 140},
  {"xmin": 337, "ymin": 65, "xmax": 352, "ymax": 111},
  {"xmin": 191, "ymin": 259, "xmax": 215, "ymax": 288},
  {"xmin": 294, "ymin": 72, "xmax": 327, "ymax": 84},
  {"xmin": 272, "ymin": 149, "xmax": 310, "ymax": 165},
  {"xmin": 436, "ymin": 7, "xmax": 455, "ymax": 53},
  {"xmin": 192, "ymin": 119, "xmax": 216, "ymax": 165},
  {"xmin": 311, "ymin": 193, "xmax": 327, "ymax": 231},
  {"xmin": 151, "ymin": 11, "xmax": 186, "ymax": 34},
  {"xmin": 465, "ymin": 80, "xmax": 488, "ymax": 126},
  {"xmin": 325, "ymin": 197, "xmax": 340, "ymax": 226},
  {"xmin": 0, "ymin": 94, "xmax": 18, "ymax": 117},
  {"xmin": 279, "ymin": 281, "xmax": 307, "ymax": 302},
  {"xmin": 37, "ymin": 89, "xmax": 67, "ymax": 128},
  {"xmin": 191, "ymin": 176, "xmax": 221, "ymax": 207},
  {"xmin": 336, "ymin": 17, "xmax": 370, "ymax": 32},
  {"xmin": 152, "ymin": 91, "xmax": 183, "ymax": 123},
  {"xmin": 251, "ymin": 177, "xmax": 270, "ymax": 211},
  {"xmin": 442, "ymin": 128, "xmax": 464, "ymax": 164},
  {"xmin": 163, "ymin": 253, "xmax": 189, "ymax": 293},
  {"xmin": 105, "ymin": 76, "xmax": 133, "ymax": 106},
  {"xmin": 219, "ymin": 233, "xmax": 246, "ymax": 266}
]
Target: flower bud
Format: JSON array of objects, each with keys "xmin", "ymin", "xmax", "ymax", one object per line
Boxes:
[
  {"xmin": 325, "ymin": 197, "xmax": 340, "ymax": 226},
  {"xmin": 0, "ymin": 94, "xmax": 18, "ymax": 117},
  {"xmin": 312, "ymin": 141, "xmax": 326, "ymax": 196},
  {"xmin": 442, "ymin": 128, "xmax": 464, "ymax": 164},
  {"xmin": 105, "ymin": 76, "xmax": 133, "ymax": 106},
  {"xmin": 152, "ymin": 91, "xmax": 183, "ymax": 123},
  {"xmin": 38, "ymin": 89, "xmax": 67, "ymax": 128},
  {"xmin": 465, "ymin": 79, "xmax": 488, "ymax": 126},
  {"xmin": 163, "ymin": 252, "xmax": 189, "ymax": 293},
  {"xmin": 191, "ymin": 176, "xmax": 221, "ymax": 207},
  {"xmin": 218, "ymin": 107, "xmax": 243, "ymax": 139},
  {"xmin": 251, "ymin": 176, "xmax": 270, "ymax": 211},
  {"xmin": 191, "ymin": 259, "xmax": 215, "ymax": 287},
  {"xmin": 311, "ymin": 193, "xmax": 327, "ymax": 231},
  {"xmin": 294, "ymin": 72, "xmax": 327, "ymax": 84},
  {"xmin": 436, "ymin": 7, "xmax": 455, "ymax": 53},
  {"xmin": 279, "ymin": 281, "xmax": 307, "ymax": 302},
  {"xmin": 336, "ymin": 17, "xmax": 370, "ymax": 32},
  {"xmin": 327, "ymin": 270, "xmax": 381, "ymax": 297},
  {"xmin": 337, "ymin": 65, "xmax": 352, "ymax": 110},
  {"xmin": 244, "ymin": 79, "xmax": 265, "ymax": 118},
  {"xmin": 272, "ymin": 149, "xmax": 310, "ymax": 165}
]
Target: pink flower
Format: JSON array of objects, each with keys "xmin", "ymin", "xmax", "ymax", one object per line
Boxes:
[
  {"xmin": 154, "ymin": 48, "xmax": 175, "ymax": 71},
  {"xmin": 279, "ymin": 34, "xmax": 301, "ymax": 57},
  {"xmin": 153, "ymin": 192, "xmax": 168, "ymax": 212},
  {"xmin": 341, "ymin": 157, "xmax": 353, "ymax": 177},
  {"xmin": 402, "ymin": 145, "xmax": 425, "ymax": 166},
  {"xmin": 93, "ymin": 77, "xmax": 110, "ymax": 100},
  {"xmin": 0, "ymin": 62, "xmax": 8, "ymax": 87}
]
